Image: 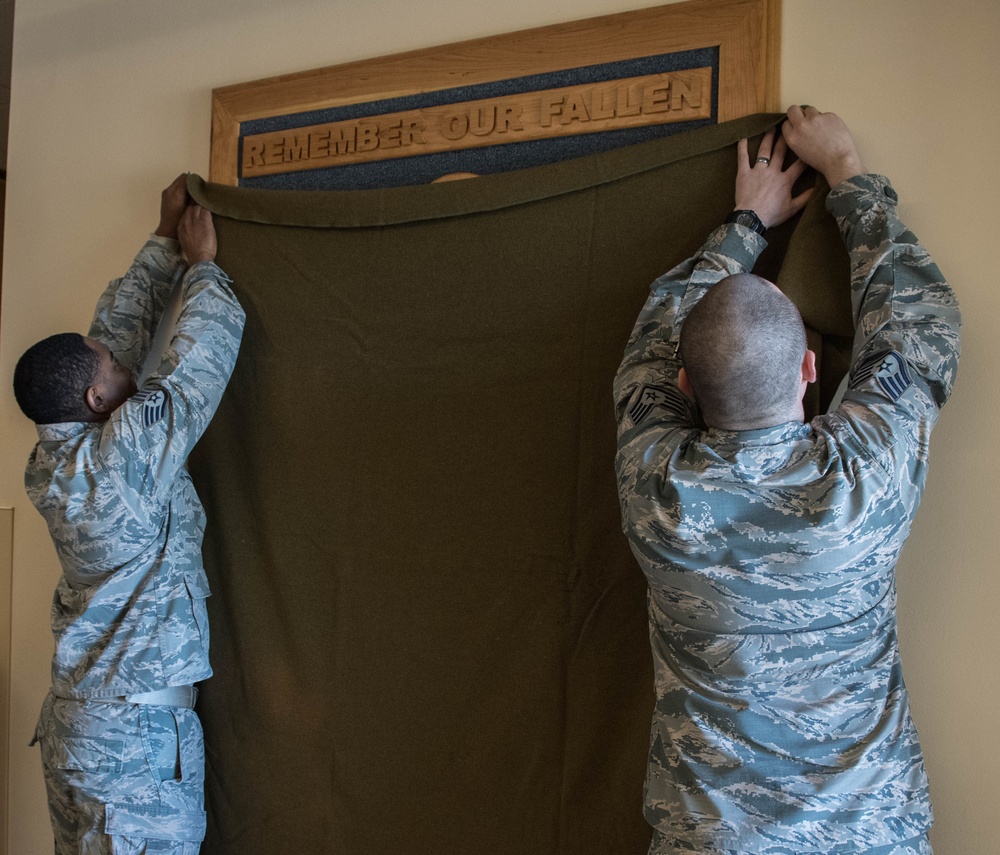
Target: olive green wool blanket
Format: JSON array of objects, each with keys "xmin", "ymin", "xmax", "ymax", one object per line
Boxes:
[{"xmin": 186, "ymin": 113, "xmax": 852, "ymax": 855}]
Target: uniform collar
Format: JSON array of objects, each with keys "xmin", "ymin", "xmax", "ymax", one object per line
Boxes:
[
  {"xmin": 36, "ymin": 420, "xmax": 101, "ymax": 442},
  {"xmin": 704, "ymin": 420, "xmax": 811, "ymax": 447}
]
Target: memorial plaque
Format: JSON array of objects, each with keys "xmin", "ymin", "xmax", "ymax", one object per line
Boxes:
[{"xmin": 210, "ymin": 0, "xmax": 780, "ymax": 188}]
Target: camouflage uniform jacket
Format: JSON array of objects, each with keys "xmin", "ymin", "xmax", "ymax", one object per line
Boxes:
[
  {"xmin": 26, "ymin": 237, "xmax": 246, "ymax": 699},
  {"xmin": 614, "ymin": 176, "xmax": 960, "ymax": 853}
]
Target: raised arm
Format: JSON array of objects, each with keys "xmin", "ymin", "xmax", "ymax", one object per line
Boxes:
[
  {"xmin": 614, "ymin": 129, "xmax": 811, "ymax": 430},
  {"xmin": 831, "ymin": 177, "xmax": 959, "ymax": 425},
  {"xmin": 783, "ymin": 107, "xmax": 960, "ymax": 470},
  {"xmin": 99, "ymin": 204, "xmax": 246, "ymax": 517},
  {"xmin": 88, "ymin": 175, "xmax": 191, "ymax": 374}
]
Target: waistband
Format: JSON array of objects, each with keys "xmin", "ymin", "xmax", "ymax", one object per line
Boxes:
[{"xmin": 55, "ymin": 686, "xmax": 198, "ymax": 709}]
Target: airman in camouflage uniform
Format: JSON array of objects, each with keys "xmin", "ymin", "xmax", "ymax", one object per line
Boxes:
[
  {"xmin": 14, "ymin": 177, "xmax": 246, "ymax": 854},
  {"xmin": 614, "ymin": 108, "xmax": 960, "ymax": 853}
]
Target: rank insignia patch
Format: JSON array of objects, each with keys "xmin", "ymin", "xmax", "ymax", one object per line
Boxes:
[
  {"xmin": 134, "ymin": 389, "xmax": 168, "ymax": 427},
  {"xmin": 627, "ymin": 384, "xmax": 690, "ymax": 426},
  {"xmin": 851, "ymin": 350, "xmax": 913, "ymax": 402}
]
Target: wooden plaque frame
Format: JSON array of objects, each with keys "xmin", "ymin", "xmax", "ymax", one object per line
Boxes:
[{"xmin": 209, "ymin": 0, "xmax": 780, "ymax": 186}]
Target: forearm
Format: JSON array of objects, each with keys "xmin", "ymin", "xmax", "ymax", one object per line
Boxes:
[
  {"xmin": 88, "ymin": 236, "xmax": 187, "ymax": 372},
  {"xmin": 151, "ymin": 261, "xmax": 246, "ymax": 409},
  {"xmin": 98, "ymin": 262, "xmax": 245, "ymax": 514},
  {"xmin": 829, "ymin": 175, "xmax": 961, "ymax": 407}
]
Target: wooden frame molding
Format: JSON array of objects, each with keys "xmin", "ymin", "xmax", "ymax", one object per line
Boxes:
[
  {"xmin": 210, "ymin": 0, "xmax": 780, "ymax": 185},
  {"xmin": 0, "ymin": 507, "xmax": 12, "ymax": 855}
]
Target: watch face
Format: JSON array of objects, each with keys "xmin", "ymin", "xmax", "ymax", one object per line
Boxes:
[{"xmin": 732, "ymin": 211, "xmax": 764, "ymax": 233}]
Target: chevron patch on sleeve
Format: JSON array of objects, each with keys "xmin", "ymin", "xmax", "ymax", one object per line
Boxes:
[
  {"xmin": 627, "ymin": 384, "xmax": 691, "ymax": 426},
  {"xmin": 133, "ymin": 389, "xmax": 168, "ymax": 428},
  {"xmin": 851, "ymin": 350, "xmax": 913, "ymax": 402}
]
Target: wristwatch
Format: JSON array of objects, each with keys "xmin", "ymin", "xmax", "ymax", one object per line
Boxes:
[{"xmin": 724, "ymin": 209, "xmax": 767, "ymax": 235}]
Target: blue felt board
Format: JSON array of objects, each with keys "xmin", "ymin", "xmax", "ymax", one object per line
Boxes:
[{"xmin": 238, "ymin": 48, "xmax": 719, "ymax": 190}]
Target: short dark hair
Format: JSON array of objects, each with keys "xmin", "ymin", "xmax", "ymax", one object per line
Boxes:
[
  {"xmin": 679, "ymin": 274, "xmax": 807, "ymax": 430},
  {"xmin": 13, "ymin": 333, "xmax": 100, "ymax": 424}
]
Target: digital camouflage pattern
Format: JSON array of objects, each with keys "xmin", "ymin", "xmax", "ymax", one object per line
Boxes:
[
  {"xmin": 614, "ymin": 175, "xmax": 960, "ymax": 854},
  {"xmin": 38, "ymin": 694, "xmax": 206, "ymax": 854},
  {"xmin": 26, "ymin": 237, "xmax": 245, "ymax": 853}
]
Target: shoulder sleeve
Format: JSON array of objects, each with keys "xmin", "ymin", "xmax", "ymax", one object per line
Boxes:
[
  {"xmin": 827, "ymin": 175, "xmax": 961, "ymax": 477},
  {"xmin": 98, "ymin": 261, "xmax": 247, "ymax": 511},
  {"xmin": 88, "ymin": 237, "xmax": 186, "ymax": 375}
]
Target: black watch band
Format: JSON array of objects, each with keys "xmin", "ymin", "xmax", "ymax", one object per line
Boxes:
[{"xmin": 724, "ymin": 209, "xmax": 767, "ymax": 235}]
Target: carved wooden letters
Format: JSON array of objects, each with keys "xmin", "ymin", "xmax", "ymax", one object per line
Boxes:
[
  {"xmin": 241, "ymin": 70, "xmax": 711, "ymax": 177},
  {"xmin": 210, "ymin": 1, "xmax": 780, "ymax": 186}
]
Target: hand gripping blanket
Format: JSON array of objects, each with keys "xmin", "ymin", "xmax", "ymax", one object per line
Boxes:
[{"xmin": 186, "ymin": 113, "xmax": 853, "ymax": 855}]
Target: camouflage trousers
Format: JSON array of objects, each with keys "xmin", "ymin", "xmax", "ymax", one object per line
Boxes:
[{"xmin": 34, "ymin": 693, "xmax": 206, "ymax": 855}]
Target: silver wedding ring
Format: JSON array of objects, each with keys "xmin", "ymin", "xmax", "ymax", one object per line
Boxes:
[{"xmin": 756, "ymin": 157, "xmax": 770, "ymax": 165}]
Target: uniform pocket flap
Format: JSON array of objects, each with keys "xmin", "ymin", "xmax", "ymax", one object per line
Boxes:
[
  {"xmin": 183, "ymin": 570, "xmax": 211, "ymax": 599},
  {"xmin": 105, "ymin": 805, "xmax": 207, "ymax": 841},
  {"xmin": 46, "ymin": 736, "xmax": 124, "ymax": 773}
]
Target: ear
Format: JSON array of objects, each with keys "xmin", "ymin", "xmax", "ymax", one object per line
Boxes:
[
  {"xmin": 85, "ymin": 384, "xmax": 111, "ymax": 415},
  {"xmin": 801, "ymin": 349, "xmax": 817, "ymax": 384},
  {"xmin": 678, "ymin": 367, "xmax": 694, "ymax": 398}
]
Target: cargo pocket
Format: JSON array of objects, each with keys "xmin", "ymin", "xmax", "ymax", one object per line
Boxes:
[
  {"xmin": 184, "ymin": 570, "xmax": 211, "ymax": 647},
  {"xmin": 106, "ymin": 804, "xmax": 206, "ymax": 854},
  {"xmin": 42, "ymin": 736, "xmax": 125, "ymax": 774},
  {"xmin": 140, "ymin": 706, "xmax": 182, "ymax": 783}
]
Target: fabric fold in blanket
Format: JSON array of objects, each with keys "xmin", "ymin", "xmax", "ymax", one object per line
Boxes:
[{"xmin": 186, "ymin": 113, "xmax": 854, "ymax": 855}]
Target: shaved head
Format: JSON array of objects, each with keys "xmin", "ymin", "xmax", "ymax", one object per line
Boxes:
[{"xmin": 679, "ymin": 274, "xmax": 809, "ymax": 430}]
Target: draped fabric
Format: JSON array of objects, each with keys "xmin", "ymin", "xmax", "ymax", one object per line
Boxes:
[{"xmin": 185, "ymin": 113, "xmax": 853, "ymax": 855}]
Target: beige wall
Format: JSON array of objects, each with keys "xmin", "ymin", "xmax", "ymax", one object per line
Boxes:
[{"xmin": 3, "ymin": 1, "xmax": 996, "ymax": 853}]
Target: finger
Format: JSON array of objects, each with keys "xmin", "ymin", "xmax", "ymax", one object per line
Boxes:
[
  {"xmin": 191, "ymin": 206, "xmax": 214, "ymax": 232},
  {"xmin": 802, "ymin": 105, "xmax": 820, "ymax": 117},
  {"xmin": 782, "ymin": 154, "xmax": 809, "ymax": 181},
  {"xmin": 785, "ymin": 104, "xmax": 804, "ymax": 124},
  {"xmin": 771, "ymin": 133, "xmax": 788, "ymax": 164},
  {"xmin": 790, "ymin": 186, "xmax": 814, "ymax": 213},
  {"xmin": 180, "ymin": 205, "xmax": 199, "ymax": 228},
  {"xmin": 756, "ymin": 129, "xmax": 775, "ymax": 161},
  {"xmin": 737, "ymin": 137, "xmax": 749, "ymax": 169},
  {"xmin": 164, "ymin": 174, "xmax": 186, "ymax": 197}
]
